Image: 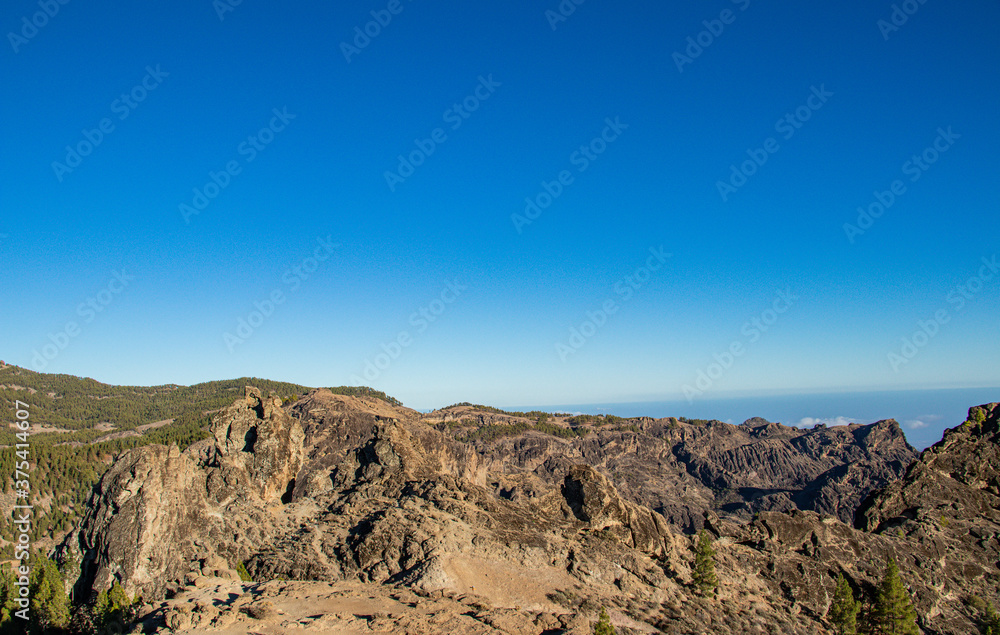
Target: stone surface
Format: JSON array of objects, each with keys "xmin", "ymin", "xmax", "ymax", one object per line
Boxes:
[
  {"xmin": 58, "ymin": 387, "xmax": 304, "ymax": 602},
  {"xmin": 456, "ymin": 413, "xmax": 916, "ymax": 531}
]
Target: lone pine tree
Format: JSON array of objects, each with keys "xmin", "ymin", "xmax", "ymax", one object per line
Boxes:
[
  {"xmin": 693, "ymin": 529, "xmax": 719, "ymax": 598},
  {"xmin": 828, "ymin": 573, "xmax": 860, "ymax": 635},
  {"xmin": 594, "ymin": 606, "xmax": 616, "ymax": 635},
  {"xmin": 874, "ymin": 558, "xmax": 918, "ymax": 635}
]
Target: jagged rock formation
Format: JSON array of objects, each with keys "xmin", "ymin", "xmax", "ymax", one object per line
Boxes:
[
  {"xmin": 858, "ymin": 403, "xmax": 1000, "ymax": 535},
  {"xmin": 454, "ymin": 414, "xmax": 916, "ymax": 530},
  {"xmin": 59, "ymin": 387, "xmax": 305, "ymax": 601},
  {"xmin": 561, "ymin": 465, "xmax": 673, "ymax": 557},
  {"xmin": 58, "ymin": 392, "xmax": 999, "ymax": 634},
  {"xmin": 855, "ymin": 402, "xmax": 1000, "ymax": 632}
]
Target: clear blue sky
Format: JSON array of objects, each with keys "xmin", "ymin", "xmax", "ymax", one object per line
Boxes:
[{"xmin": 2, "ymin": 0, "xmax": 998, "ymax": 410}]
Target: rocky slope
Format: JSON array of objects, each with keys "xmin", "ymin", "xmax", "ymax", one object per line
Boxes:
[
  {"xmin": 58, "ymin": 389, "xmax": 304, "ymax": 600},
  {"xmin": 428, "ymin": 409, "xmax": 916, "ymax": 530},
  {"xmin": 56, "ymin": 390, "xmax": 999, "ymax": 634}
]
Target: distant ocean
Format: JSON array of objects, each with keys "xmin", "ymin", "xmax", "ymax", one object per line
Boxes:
[{"xmin": 504, "ymin": 387, "xmax": 1000, "ymax": 450}]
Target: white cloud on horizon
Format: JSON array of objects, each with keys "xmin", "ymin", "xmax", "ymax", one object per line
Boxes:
[
  {"xmin": 794, "ymin": 416, "xmax": 857, "ymax": 428},
  {"xmin": 904, "ymin": 414, "xmax": 945, "ymax": 430}
]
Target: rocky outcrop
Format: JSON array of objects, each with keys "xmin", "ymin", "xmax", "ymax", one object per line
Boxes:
[
  {"xmin": 562, "ymin": 464, "xmax": 671, "ymax": 557},
  {"xmin": 209, "ymin": 387, "xmax": 304, "ymax": 501},
  {"xmin": 854, "ymin": 403, "xmax": 1000, "ymax": 632},
  {"xmin": 58, "ymin": 387, "xmax": 305, "ymax": 601},
  {"xmin": 461, "ymin": 415, "xmax": 916, "ymax": 530},
  {"xmin": 693, "ymin": 403, "xmax": 1000, "ymax": 635},
  {"xmin": 858, "ymin": 403, "xmax": 1000, "ymax": 533}
]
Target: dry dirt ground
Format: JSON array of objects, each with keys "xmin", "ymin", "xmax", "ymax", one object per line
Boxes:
[{"xmin": 140, "ymin": 574, "xmax": 643, "ymax": 635}]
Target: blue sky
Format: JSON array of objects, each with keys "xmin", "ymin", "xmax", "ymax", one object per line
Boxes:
[{"xmin": 2, "ymin": 0, "xmax": 998, "ymax": 413}]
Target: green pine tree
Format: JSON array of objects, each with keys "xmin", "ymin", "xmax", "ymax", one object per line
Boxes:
[
  {"xmin": 594, "ymin": 606, "xmax": 616, "ymax": 635},
  {"xmin": 829, "ymin": 573, "xmax": 860, "ymax": 635},
  {"xmin": 973, "ymin": 598, "xmax": 1000, "ymax": 635},
  {"xmin": 874, "ymin": 559, "xmax": 918, "ymax": 635},
  {"xmin": 236, "ymin": 561, "xmax": 253, "ymax": 582},
  {"xmin": 29, "ymin": 557, "xmax": 70, "ymax": 633},
  {"xmin": 0, "ymin": 567, "xmax": 18, "ymax": 635},
  {"xmin": 692, "ymin": 529, "xmax": 719, "ymax": 598},
  {"xmin": 94, "ymin": 580, "xmax": 133, "ymax": 626}
]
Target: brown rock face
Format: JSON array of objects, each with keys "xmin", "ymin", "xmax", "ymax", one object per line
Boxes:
[
  {"xmin": 467, "ymin": 415, "xmax": 916, "ymax": 530},
  {"xmin": 59, "ymin": 387, "xmax": 305, "ymax": 601},
  {"xmin": 210, "ymin": 387, "xmax": 305, "ymax": 501},
  {"xmin": 562, "ymin": 464, "xmax": 670, "ymax": 557},
  {"xmin": 853, "ymin": 403, "xmax": 1000, "ymax": 631},
  {"xmin": 858, "ymin": 403, "xmax": 1000, "ymax": 534}
]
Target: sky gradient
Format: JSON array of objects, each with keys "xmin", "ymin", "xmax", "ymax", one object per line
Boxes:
[{"xmin": 2, "ymin": 0, "xmax": 998, "ymax": 413}]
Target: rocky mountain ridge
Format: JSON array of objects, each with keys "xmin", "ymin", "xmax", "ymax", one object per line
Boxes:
[
  {"xmin": 55, "ymin": 388, "xmax": 999, "ymax": 634},
  {"xmin": 448, "ymin": 410, "xmax": 915, "ymax": 530}
]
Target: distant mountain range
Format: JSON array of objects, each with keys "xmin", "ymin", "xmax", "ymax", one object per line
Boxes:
[{"xmin": 1, "ymin": 367, "xmax": 997, "ymax": 633}]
